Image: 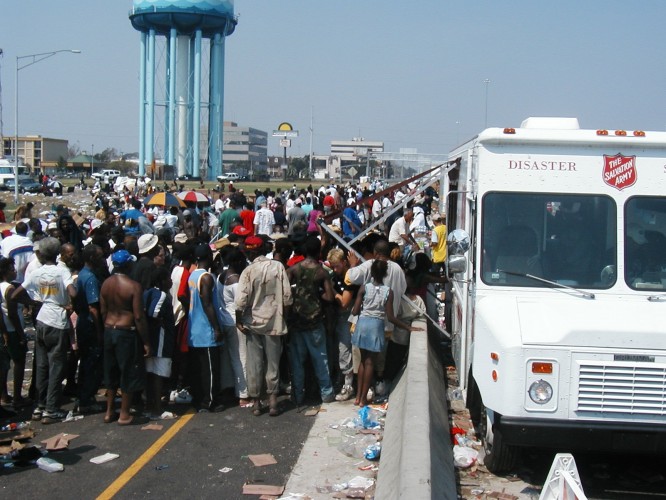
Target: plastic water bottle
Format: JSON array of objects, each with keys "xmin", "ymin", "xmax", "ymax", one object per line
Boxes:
[{"xmin": 36, "ymin": 457, "xmax": 64, "ymax": 473}]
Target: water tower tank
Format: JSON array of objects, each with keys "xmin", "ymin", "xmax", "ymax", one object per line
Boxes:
[
  {"xmin": 130, "ymin": 0, "xmax": 235, "ymax": 36},
  {"xmin": 130, "ymin": 0, "xmax": 236, "ymax": 179}
]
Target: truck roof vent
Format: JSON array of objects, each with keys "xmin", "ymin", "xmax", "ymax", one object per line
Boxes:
[{"xmin": 520, "ymin": 117, "xmax": 580, "ymax": 130}]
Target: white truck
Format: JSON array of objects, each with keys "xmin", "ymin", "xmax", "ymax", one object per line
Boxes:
[{"xmin": 444, "ymin": 117, "xmax": 666, "ymax": 472}]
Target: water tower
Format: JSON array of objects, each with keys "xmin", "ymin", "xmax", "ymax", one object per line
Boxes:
[{"xmin": 129, "ymin": 0, "xmax": 236, "ymax": 179}]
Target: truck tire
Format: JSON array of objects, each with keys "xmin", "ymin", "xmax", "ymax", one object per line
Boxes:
[{"xmin": 478, "ymin": 401, "xmax": 520, "ymax": 474}]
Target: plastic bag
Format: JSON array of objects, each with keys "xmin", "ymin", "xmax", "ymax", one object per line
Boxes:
[
  {"xmin": 453, "ymin": 445, "xmax": 478, "ymax": 468},
  {"xmin": 354, "ymin": 406, "xmax": 381, "ymax": 430},
  {"xmin": 364, "ymin": 442, "xmax": 381, "ymax": 461}
]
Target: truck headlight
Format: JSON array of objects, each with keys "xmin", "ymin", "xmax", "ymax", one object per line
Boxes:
[{"xmin": 528, "ymin": 380, "xmax": 553, "ymax": 404}]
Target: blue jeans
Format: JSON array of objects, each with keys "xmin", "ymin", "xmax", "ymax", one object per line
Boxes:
[{"xmin": 289, "ymin": 324, "xmax": 333, "ymax": 404}]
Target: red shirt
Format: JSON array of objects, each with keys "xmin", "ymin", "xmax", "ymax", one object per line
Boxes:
[
  {"xmin": 323, "ymin": 195, "xmax": 335, "ymax": 207},
  {"xmin": 240, "ymin": 209, "xmax": 255, "ymax": 235}
]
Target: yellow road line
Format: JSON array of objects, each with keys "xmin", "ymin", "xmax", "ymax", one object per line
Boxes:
[{"xmin": 96, "ymin": 410, "xmax": 195, "ymax": 500}]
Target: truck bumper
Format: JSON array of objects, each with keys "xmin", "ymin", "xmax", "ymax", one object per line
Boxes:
[{"xmin": 498, "ymin": 415, "xmax": 666, "ymax": 453}]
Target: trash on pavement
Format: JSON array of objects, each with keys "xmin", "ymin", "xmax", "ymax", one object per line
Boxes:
[
  {"xmin": 219, "ymin": 467, "xmax": 232, "ymax": 473},
  {"xmin": 354, "ymin": 406, "xmax": 381, "ymax": 430},
  {"xmin": 36, "ymin": 456, "xmax": 64, "ymax": 473},
  {"xmin": 248, "ymin": 453, "xmax": 277, "ymax": 467},
  {"xmin": 63, "ymin": 411, "xmax": 83, "ymax": 423},
  {"xmin": 41, "ymin": 433, "xmax": 79, "ymax": 451},
  {"xmin": 453, "ymin": 445, "xmax": 478, "ymax": 468},
  {"xmin": 241, "ymin": 483, "xmax": 285, "ymax": 496},
  {"xmin": 141, "ymin": 424, "xmax": 164, "ymax": 431},
  {"xmin": 337, "ymin": 434, "xmax": 377, "ymax": 459},
  {"xmin": 90, "ymin": 452, "xmax": 120, "ymax": 464},
  {"xmin": 363, "ymin": 442, "xmax": 381, "ymax": 461}
]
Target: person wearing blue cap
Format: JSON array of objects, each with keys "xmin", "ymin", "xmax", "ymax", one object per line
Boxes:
[{"xmin": 100, "ymin": 248, "xmax": 149, "ymax": 425}]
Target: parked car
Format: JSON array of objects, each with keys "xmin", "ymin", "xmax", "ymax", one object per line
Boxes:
[
  {"xmin": 216, "ymin": 172, "xmax": 240, "ymax": 182},
  {"xmin": 91, "ymin": 169, "xmax": 121, "ymax": 181},
  {"xmin": 4, "ymin": 178, "xmax": 44, "ymax": 194},
  {"xmin": 176, "ymin": 174, "xmax": 202, "ymax": 181}
]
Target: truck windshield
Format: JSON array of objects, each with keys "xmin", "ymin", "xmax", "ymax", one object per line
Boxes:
[
  {"xmin": 625, "ymin": 197, "xmax": 666, "ymax": 291},
  {"xmin": 481, "ymin": 192, "xmax": 616, "ymax": 288}
]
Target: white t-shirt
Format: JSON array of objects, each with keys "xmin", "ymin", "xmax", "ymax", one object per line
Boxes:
[
  {"xmin": 389, "ymin": 216, "xmax": 409, "ymax": 246},
  {"xmin": 23, "ymin": 264, "xmax": 73, "ymax": 329},
  {"xmin": 253, "ymin": 208, "xmax": 275, "ymax": 236}
]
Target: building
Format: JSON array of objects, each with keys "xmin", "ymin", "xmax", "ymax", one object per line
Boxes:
[
  {"xmin": 223, "ymin": 121, "xmax": 267, "ymax": 177},
  {"xmin": 2, "ymin": 135, "xmax": 69, "ymax": 173},
  {"xmin": 330, "ymin": 138, "xmax": 384, "ymax": 180}
]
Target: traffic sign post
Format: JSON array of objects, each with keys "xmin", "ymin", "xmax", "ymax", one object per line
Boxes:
[{"xmin": 273, "ymin": 122, "xmax": 298, "ymax": 181}]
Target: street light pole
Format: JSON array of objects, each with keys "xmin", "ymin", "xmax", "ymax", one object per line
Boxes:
[
  {"xmin": 15, "ymin": 49, "xmax": 81, "ymax": 204},
  {"xmin": 484, "ymin": 78, "xmax": 490, "ymax": 129}
]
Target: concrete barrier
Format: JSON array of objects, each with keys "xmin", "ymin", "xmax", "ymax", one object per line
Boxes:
[{"xmin": 375, "ymin": 318, "xmax": 457, "ymax": 500}]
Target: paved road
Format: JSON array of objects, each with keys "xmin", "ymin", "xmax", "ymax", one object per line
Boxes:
[{"xmin": 1, "ymin": 395, "xmax": 314, "ymax": 499}]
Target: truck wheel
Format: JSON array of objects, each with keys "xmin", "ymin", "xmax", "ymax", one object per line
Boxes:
[{"xmin": 478, "ymin": 403, "xmax": 520, "ymax": 474}]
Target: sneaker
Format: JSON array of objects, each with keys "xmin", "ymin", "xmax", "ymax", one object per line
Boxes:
[
  {"xmin": 32, "ymin": 408, "xmax": 44, "ymax": 421},
  {"xmin": 42, "ymin": 409, "xmax": 68, "ymax": 425},
  {"xmin": 375, "ymin": 380, "xmax": 386, "ymax": 396},
  {"xmin": 335, "ymin": 385, "xmax": 355, "ymax": 402},
  {"xmin": 174, "ymin": 389, "xmax": 193, "ymax": 404},
  {"xmin": 169, "ymin": 390, "xmax": 178, "ymax": 403}
]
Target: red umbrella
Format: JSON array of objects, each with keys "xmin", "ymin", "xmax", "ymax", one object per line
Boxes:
[{"xmin": 177, "ymin": 191, "xmax": 210, "ymax": 204}]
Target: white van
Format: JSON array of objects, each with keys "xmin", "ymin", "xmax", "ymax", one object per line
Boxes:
[{"xmin": 445, "ymin": 117, "xmax": 666, "ymax": 472}]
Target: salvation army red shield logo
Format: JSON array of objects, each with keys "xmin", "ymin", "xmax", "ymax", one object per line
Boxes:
[{"xmin": 603, "ymin": 154, "xmax": 637, "ymax": 190}]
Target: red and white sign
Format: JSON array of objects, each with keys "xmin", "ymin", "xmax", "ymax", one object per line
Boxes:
[{"xmin": 603, "ymin": 154, "xmax": 637, "ymax": 190}]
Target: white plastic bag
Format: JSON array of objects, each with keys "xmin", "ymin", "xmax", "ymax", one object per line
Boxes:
[{"xmin": 453, "ymin": 445, "xmax": 478, "ymax": 468}]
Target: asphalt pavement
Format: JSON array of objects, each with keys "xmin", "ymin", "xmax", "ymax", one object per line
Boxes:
[{"xmin": 0, "ymin": 394, "xmax": 316, "ymax": 499}]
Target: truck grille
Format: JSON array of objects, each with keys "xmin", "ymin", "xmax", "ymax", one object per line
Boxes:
[{"xmin": 577, "ymin": 361, "xmax": 666, "ymax": 416}]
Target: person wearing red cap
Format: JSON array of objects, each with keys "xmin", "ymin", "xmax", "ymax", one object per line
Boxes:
[{"xmin": 235, "ymin": 235, "xmax": 292, "ymax": 416}]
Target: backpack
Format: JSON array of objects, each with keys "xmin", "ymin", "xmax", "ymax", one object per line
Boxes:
[{"xmin": 291, "ymin": 265, "xmax": 322, "ymax": 326}]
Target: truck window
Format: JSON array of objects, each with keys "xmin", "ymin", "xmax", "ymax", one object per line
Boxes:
[
  {"xmin": 625, "ymin": 196, "xmax": 666, "ymax": 290},
  {"xmin": 481, "ymin": 192, "xmax": 616, "ymax": 288}
]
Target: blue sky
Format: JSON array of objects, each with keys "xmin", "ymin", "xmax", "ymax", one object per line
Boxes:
[{"xmin": 1, "ymin": 1, "xmax": 665, "ymax": 158}]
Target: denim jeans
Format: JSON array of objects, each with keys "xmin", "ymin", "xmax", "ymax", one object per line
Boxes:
[
  {"xmin": 35, "ymin": 321, "xmax": 69, "ymax": 412},
  {"xmin": 289, "ymin": 323, "xmax": 333, "ymax": 404},
  {"xmin": 336, "ymin": 315, "xmax": 353, "ymax": 375},
  {"xmin": 77, "ymin": 328, "xmax": 103, "ymax": 407}
]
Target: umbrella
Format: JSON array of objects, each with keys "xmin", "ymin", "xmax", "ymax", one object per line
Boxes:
[
  {"xmin": 143, "ymin": 192, "xmax": 186, "ymax": 208},
  {"xmin": 178, "ymin": 191, "xmax": 210, "ymax": 204}
]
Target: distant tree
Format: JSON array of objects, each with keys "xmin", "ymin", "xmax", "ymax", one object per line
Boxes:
[
  {"xmin": 108, "ymin": 159, "xmax": 136, "ymax": 175},
  {"xmin": 96, "ymin": 147, "xmax": 117, "ymax": 163},
  {"xmin": 68, "ymin": 142, "xmax": 80, "ymax": 159},
  {"xmin": 57, "ymin": 156, "xmax": 67, "ymax": 170},
  {"xmin": 287, "ymin": 157, "xmax": 308, "ymax": 179}
]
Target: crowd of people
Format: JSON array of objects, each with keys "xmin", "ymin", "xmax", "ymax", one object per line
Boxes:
[{"xmin": 0, "ymin": 178, "xmax": 448, "ymax": 425}]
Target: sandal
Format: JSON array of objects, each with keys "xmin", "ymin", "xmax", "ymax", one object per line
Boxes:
[{"xmin": 104, "ymin": 413, "xmax": 119, "ymax": 424}]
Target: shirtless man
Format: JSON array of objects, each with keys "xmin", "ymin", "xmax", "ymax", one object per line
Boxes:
[{"xmin": 100, "ymin": 249, "xmax": 150, "ymax": 425}]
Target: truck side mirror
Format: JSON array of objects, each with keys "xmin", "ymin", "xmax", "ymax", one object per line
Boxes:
[{"xmin": 446, "ymin": 229, "xmax": 470, "ymax": 274}]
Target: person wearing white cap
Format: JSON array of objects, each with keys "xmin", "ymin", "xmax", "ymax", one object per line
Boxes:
[{"xmin": 131, "ymin": 234, "xmax": 160, "ymax": 290}]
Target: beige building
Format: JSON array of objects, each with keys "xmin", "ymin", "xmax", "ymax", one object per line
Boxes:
[{"xmin": 2, "ymin": 135, "xmax": 69, "ymax": 172}]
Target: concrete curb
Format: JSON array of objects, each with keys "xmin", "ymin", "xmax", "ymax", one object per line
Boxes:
[{"xmin": 375, "ymin": 319, "xmax": 456, "ymax": 499}]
